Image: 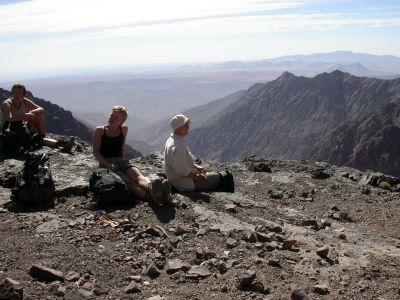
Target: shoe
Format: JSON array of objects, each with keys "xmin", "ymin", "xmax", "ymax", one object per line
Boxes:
[
  {"xmin": 149, "ymin": 178, "xmax": 163, "ymax": 205},
  {"xmin": 60, "ymin": 136, "xmax": 75, "ymax": 153},
  {"xmin": 161, "ymin": 180, "xmax": 172, "ymax": 205}
]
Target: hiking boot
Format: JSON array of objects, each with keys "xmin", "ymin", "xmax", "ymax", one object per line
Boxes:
[
  {"xmin": 60, "ymin": 136, "xmax": 75, "ymax": 153},
  {"xmin": 161, "ymin": 179, "xmax": 172, "ymax": 205},
  {"xmin": 149, "ymin": 178, "xmax": 163, "ymax": 205}
]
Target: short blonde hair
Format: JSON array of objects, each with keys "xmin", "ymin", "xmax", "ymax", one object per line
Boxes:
[{"xmin": 112, "ymin": 105, "xmax": 128, "ymax": 123}]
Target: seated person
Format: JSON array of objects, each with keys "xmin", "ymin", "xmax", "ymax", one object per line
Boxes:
[
  {"xmin": 164, "ymin": 114, "xmax": 222, "ymax": 192},
  {"xmin": 93, "ymin": 105, "xmax": 170, "ymax": 204},
  {"xmin": 1, "ymin": 83, "xmax": 74, "ymax": 151}
]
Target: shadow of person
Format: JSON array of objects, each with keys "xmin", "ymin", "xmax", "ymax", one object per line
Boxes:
[
  {"xmin": 4, "ymin": 199, "xmax": 56, "ymax": 213},
  {"xmin": 87, "ymin": 198, "xmax": 138, "ymax": 213},
  {"xmin": 148, "ymin": 202, "xmax": 176, "ymax": 223},
  {"xmin": 180, "ymin": 191, "xmax": 211, "ymax": 203}
]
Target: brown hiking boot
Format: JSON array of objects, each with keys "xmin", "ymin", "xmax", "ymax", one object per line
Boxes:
[
  {"xmin": 148, "ymin": 178, "xmax": 163, "ymax": 205},
  {"xmin": 162, "ymin": 180, "xmax": 172, "ymax": 205},
  {"xmin": 59, "ymin": 136, "xmax": 75, "ymax": 153}
]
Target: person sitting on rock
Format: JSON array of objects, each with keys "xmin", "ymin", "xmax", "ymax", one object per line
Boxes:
[
  {"xmin": 164, "ymin": 114, "xmax": 233, "ymax": 192},
  {"xmin": 1, "ymin": 83, "xmax": 74, "ymax": 151},
  {"xmin": 93, "ymin": 105, "xmax": 170, "ymax": 204}
]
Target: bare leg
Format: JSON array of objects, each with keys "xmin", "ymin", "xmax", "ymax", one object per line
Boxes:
[
  {"xmin": 35, "ymin": 111, "xmax": 47, "ymax": 136},
  {"xmin": 125, "ymin": 167, "xmax": 151, "ymax": 191},
  {"xmin": 119, "ymin": 173, "xmax": 146, "ymax": 199},
  {"xmin": 27, "ymin": 111, "xmax": 46, "ymax": 135},
  {"xmin": 43, "ymin": 138, "xmax": 58, "ymax": 147}
]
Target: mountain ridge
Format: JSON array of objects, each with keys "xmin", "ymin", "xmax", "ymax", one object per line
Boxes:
[{"xmin": 187, "ymin": 71, "xmax": 400, "ymax": 163}]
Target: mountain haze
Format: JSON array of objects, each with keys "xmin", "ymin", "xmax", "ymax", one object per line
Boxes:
[{"xmin": 131, "ymin": 90, "xmax": 246, "ymax": 153}]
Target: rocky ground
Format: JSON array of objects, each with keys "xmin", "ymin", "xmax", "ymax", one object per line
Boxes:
[{"xmin": 0, "ymin": 138, "xmax": 399, "ymax": 300}]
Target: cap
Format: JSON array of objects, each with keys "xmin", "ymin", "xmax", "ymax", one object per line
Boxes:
[{"xmin": 170, "ymin": 114, "xmax": 191, "ymax": 132}]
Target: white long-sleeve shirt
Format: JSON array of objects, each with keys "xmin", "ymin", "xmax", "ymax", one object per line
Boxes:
[{"xmin": 164, "ymin": 134, "xmax": 195, "ymax": 191}]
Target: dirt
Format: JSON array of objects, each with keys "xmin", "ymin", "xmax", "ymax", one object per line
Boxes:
[{"xmin": 0, "ymin": 142, "xmax": 399, "ymax": 299}]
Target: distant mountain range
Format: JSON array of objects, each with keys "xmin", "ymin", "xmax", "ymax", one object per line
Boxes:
[
  {"xmin": 2, "ymin": 51, "xmax": 399, "ymax": 144},
  {"xmin": 172, "ymin": 71, "xmax": 400, "ymax": 175},
  {"xmin": 0, "ymin": 88, "xmax": 141, "ymax": 159}
]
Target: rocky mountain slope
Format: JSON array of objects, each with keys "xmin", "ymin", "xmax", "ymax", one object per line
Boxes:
[
  {"xmin": 0, "ymin": 88, "xmax": 142, "ymax": 159},
  {"xmin": 0, "ymin": 140, "xmax": 399, "ymax": 299},
  {"xmin": 187, "ymin": 71, "xmax": 400, "ymax": 162},
  {"xmin": 131, "ymin": 90, "xmax": 246, "ymax": 153},
  {"xmin": 311, "ymin": 102, "xmax": 400, "ymax": 176}
]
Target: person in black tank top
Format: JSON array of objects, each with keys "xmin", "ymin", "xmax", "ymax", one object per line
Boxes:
[{"xmin": 92, "ymin": 106, "xmax": 171, "ymax": 204}]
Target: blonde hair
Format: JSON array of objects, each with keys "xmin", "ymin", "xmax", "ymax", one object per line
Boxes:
[{"xmin": 112, "ymin": 105, "xmax": 128, "ymax": 123}]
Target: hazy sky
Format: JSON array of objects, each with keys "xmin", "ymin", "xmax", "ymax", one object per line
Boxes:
[{"xmin": 1, "ymin": 0, "xmax": 399, "ymax": 78}]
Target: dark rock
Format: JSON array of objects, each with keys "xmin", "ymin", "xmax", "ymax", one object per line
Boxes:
[
  {"xmin": 256, "ymin": 232, "xmax": 271, "ymax": 242},
  {"xmin": 175, "ymin": 225, "xmax": 192, "ymax": 235},
  {"xmin": 291, "ymin": 289, "xmax": 310, "ymax": 300},
  {"xmin": 270, "ymin": 190, "xmax": 284, "ymax": 199},
  {"xmin": 282, "ymin": 239, "xmax": 297, "ymax": 250},
  {"xmin": 29, "ymin": 264, "xmax": 64, "ymax": 282},
  {"xmin": 226, "ymin": 238, "xmax": 239, "ymax": 248},
  {"xmin": 316, "ymin": 246, "xmax": 329, "ymax": 258},
  {"xmin": 311, "ymin": 169, "xmax": 331, "ymax": 179},
  {"xmin": 124, "ymin": 281, "xmax": 141, "ymax": 294},
  {"xmin": 225, "ymin": 204, "xmax": 237, "ymax": 213},
  {"xmin": 165, "ymin": 259, "xmax": 191, "ymax": 274},
  {"xmin": 246, "ymin": 231, "xmax": 258, "ymax": 243},
  {"xmin": 187, "ymin": 266, "xmax": 211, "ymax": 278},
  {"xmin": 0, "ymin": 278, "xmax": 23, "ymax": 300},
  {"xmin": 142, "ymin": 261, "xmax": 160, "ymax": 278},
  {"xmin": 65, "ymin": 271, "xmax": 80, "ymax": 282},
  {"xmin": 145, "ymin": 227, "xmax": 162, "ymax": 237},
  {"xmin": 313, "ymin": 284, "xmax": 329, "ymax": 295},
  {"xmin": 248, "ymin": 162, "xmax": 272, "ymax": 173},
  {"xmin": 265, "ymin": 241, "xmax": 279, "ymax": 251},
  {"xmin": 236, "ymin": 270, "xmax": 256, "ymax": 290},
  {"xmin": 268, "ymin": 259, "xmax": 281, "ymax": 267}
]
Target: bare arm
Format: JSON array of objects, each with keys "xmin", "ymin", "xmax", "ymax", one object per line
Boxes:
[
  {"xmin": 92, "ymin": 127, "xmax": 115, "ymax": 171},
  {"xmin": 121, "ymin": 126, "xmax": 128, "ymax": 158},
  {"xmin": 24, "ymin": 98, "xmax": 44, "ymax": 115},
  {"xmin": 1, "ymin": 101, "xmax": 24, "ymax": 123}
]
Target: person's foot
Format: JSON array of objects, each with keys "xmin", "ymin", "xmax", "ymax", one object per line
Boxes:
[
  {"xmin": 149, "ymin": 178, "xmax": 163, "ymax": 205},
  {"xmin": 61, "ymin": 136, "xmax": 75, "ymax": 153},
  {"xmin": 161, "ymin": 180, "xmax": 172, "ymax": 205}
]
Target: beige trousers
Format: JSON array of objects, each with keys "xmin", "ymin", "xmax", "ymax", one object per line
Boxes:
[{"xmin": 194, "ymin": 172, "xmax": 220, "ymax": 191}]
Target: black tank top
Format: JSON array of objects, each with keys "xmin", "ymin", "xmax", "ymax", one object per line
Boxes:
[{"xmin": 99, "ymin": 126, "xmax": 124, "ymax": 158}]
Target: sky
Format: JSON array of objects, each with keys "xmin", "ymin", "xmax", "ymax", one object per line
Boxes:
[{"xmin": 0, "ymin": 0, "xmax": 399, "ymax": 79}]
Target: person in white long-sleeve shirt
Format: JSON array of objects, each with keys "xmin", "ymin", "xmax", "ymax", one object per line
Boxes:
[{"xmin": 164, "ymin": 114, "xmax": 221, "ymax": 192}]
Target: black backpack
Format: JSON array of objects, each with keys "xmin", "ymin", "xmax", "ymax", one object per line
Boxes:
[
  {"xmin": 89, "ymin": 168, "xmax": 133, "ymax": 205},
  {"xmin": 0, "ymin": 121, "xmax": 32, "ymax": 152},
  {"xmin": 217, "ymin": 171, "xmax": 235, "ymax": 193},
  {"xmin": 11, "ymin": 151, "xmax": 55, "ymax": 204}
]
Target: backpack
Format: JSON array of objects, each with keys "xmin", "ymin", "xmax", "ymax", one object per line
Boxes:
[
  {"xmin": 217, "ymin": 171, "xmax": 235, "ymax": 193},
  {"xmin": 0, "ymin": 121, "xmax": 32, "ymax": 152},
  {"xmin": 11, "ymin": 151, "xmax": 55, "ymax": 204},
  {"xmin": 89, "ymin": 168, "xmax": 133, "ymax": 205}
]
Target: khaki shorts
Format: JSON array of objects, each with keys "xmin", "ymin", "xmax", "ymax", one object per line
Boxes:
[
  {"xmin": 100, "ymin": 157, "xmax": 135, "ymax": 177},
  {"xmin": 194, "ymin": 172, "xmax": 221, "ymax": 191}
]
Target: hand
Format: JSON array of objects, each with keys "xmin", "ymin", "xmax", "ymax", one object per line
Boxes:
[
  {"xmin": 108, "ymin": 164, "xmax": 118, "ymax": 172},
  {"xmin": 192, "ymin": 173, "xmax": 206, "ymax": 182},
  {"xmin": 195, "ymin": 165, "xmax": 207, "ymax": 174},
  {"xmin": 24, "ymin": 112, "xmax": 35, "ymax": 122}
]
